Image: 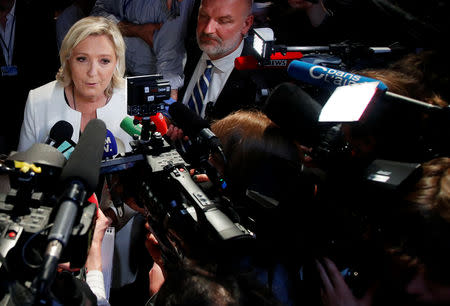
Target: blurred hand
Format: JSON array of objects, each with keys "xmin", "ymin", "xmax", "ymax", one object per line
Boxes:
[
  {"xmin": 166, "ymin": 124, "xmax": 188, "ymax": 142},
  {"xmin": 144, "ymin": 222, "xmax": 164, "ymax": 268},
  {"xmin": 316, "ymin": 257, "xmax": 375, "ymax": 306},
  {"xmin": 149, "ymin": 261, "xmax": 165, "ymax": 296},
  {"xmin": 85, "ymin": 208, "xmax": 112, "ymax": 272}
]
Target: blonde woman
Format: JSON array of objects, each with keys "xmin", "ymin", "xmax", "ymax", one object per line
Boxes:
[{"xmin": 18, "ymin": 16, "xmax": 132, "ymax": 152}]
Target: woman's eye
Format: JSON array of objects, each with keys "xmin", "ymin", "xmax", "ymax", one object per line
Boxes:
[
  {"xmin": 76, "ymin": 57, "xmax": 86, "ymax": 62},
  {"xmin": 101, "ymin": 59, "xmax": 111, "ymax": 64}
]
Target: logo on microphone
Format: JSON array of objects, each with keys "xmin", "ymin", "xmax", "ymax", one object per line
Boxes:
[
  {"xmin": 268, "ymin": 59, "xmax": 288, "ymax": 67},
  {"xmin": 104, "ymin": 136, "xmax": 112, "ymax": 153},
  {"xmin": 309, "ymin": 65, "xmax": 361, "ymax": 86}
]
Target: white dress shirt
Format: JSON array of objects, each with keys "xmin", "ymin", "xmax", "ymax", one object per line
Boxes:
[{"xmin": 182, "ymin": 40, "xmax": 244, "ymax": 118}]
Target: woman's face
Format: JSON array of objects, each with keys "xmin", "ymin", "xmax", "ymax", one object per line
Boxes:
[{"xmin": 69, "ymin": 34, "xmax": 117, "ymax": 99}]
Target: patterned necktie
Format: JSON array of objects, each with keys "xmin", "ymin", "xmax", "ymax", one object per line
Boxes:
[{"xmin": 188, "ymin": 60, "xmax": 214, "ymax": 115}]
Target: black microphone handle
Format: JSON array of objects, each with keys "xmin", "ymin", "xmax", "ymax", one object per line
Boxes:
[{"xmin": 32, "ymin": 119, "xmax": 106, "ymax": 298}]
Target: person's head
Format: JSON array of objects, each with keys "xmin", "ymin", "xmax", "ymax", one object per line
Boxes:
[
  {"xmin": 196, "ymin": 0, "xmax": 254, "ymax": 60},
  {"xmin": 56, "ymin": 16, "xmax": 126, "ymax": 97},
  {"xmin": 210, "ymin": 110, "xmax": 316, "ymax": 257},
  {"xmin": 384, "ymin": 157, "xmax": 450, "ymax": 304},
  {"xmin": 342, "ymin": 67, "xmax": 448, "ymax": 162},
  {"xmin": 155, "ymin": 261, "xmax": 241, "ymax": 306},
  {"xmin": 0, "ymin": 0, "xmax": 14, "ymax": 13},
  {"xmin": 210, "ymin": 110, "xmax": 303, "ymax": 198}
]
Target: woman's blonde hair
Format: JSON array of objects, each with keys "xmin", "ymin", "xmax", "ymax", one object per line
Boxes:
[{"xmin": 56, "ymin": 16, "xmax": 126, "ymax": 97}]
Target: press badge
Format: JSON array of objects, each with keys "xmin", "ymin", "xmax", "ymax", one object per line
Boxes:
[{"xmin": 1, "ymin": 65, "xmax": 18, "ymax": 76}]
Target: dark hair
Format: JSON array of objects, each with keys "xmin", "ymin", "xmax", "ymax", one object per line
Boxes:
[
  {"xmin": 155, "ymin": 261, "xmax": 241, "ymax": 306},
  {"xmin": 211, "ymin": 110, "xmax": 302, "ymax": 200},
  {"xmin": 385, "ymin": 157, "xmax": 450, "ymax": 283}
]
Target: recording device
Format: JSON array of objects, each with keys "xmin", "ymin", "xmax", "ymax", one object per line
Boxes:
[
  {"xmin": 127, "ymin": 74, "xmax": 171, "ymax": 117},
  {"xmin": 104, "ymin": 129, "xmax": 118, "ymax": 159},
  {"xmin": 287, "ymin": 60, "xmax": 450, "ymax": 158},
  {"xmin": 0, "ymin": 120, "xmax": 106, "ymax": 305},
  {"xmin": 264, "ymin": 82, "xmax": 353, "ymax": 171},
  {"xmin": 263, "ymin": 79, "xmax": 440, "ymax": 301},
  {"xmin": 43, "ymin": 120, "xmax": 76, "ymax": 159},
  {"xmin": 45, "ymin": 120, "xmax": 73, "ymax": 147},
  {"xmin": 101, "ymin": 79, "xmax": 254, "ymax": 267},
  {"xmin": 168, "ymin": 102, "xmax": 225, "ymax": 162},
  {"xmin": 250, "ymin": 27, "xmax": 401, "ymax": 69}
]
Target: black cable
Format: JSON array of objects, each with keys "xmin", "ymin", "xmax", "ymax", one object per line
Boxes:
[{"xmin": 21, "ymin": 224, "xmax": 53, "ymax": 269}]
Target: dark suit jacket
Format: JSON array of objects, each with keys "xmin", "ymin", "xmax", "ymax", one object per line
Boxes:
[
  {"xmin": 180, "ymin": 37, "xmax": 266, "ymax": 123},
  {"xmin": 0, "ymin": 0, "xmax": 59, "ymax": 154}
]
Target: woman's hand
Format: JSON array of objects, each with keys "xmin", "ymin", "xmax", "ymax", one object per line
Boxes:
[
  {"xmin": 85, "ymin": 208, "xmax": 112, "ymax": 272},
  {"xmin": 316, "ymin": 257, "xmax": 375, "ymax": 306}
]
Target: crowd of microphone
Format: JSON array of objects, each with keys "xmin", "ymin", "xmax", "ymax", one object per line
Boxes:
[{"xmin": 1, "ymin": 51, "xmax": 449, "ymax": 304}]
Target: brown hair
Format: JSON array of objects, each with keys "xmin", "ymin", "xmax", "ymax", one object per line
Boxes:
[{"xmin": 210, "ymin": 109, "xmax": 302, "ymax": 199}]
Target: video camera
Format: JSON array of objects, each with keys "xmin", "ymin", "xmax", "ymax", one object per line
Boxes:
[
  {"xmin": 262, "ymin": 78, "xmax": 450, "ymax": 301},
  {"xmin": 102, "ymin": 75, "xmax": 254, "ymax": 267},
  {"xmin": 0, "ymin": 144, "xmax": 98, "ymax": 305}
]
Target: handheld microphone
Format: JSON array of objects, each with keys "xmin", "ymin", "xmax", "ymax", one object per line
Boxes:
[
  {"xmin": 103, "ymin": 129, "xmax": 118, "ymax": 159},
  {"xmin": 235, "ymin": 52, "xmax": 303, "ymax": 70},
  {"xmin": 120, "ymin": 117, "xmax": 142, "ymax": 138},
  {"xmin": 102, "ymin": 129, "xmax": 125, "ymax": 217},
  {"xmin": 287, "ymin": 60, "xmax": 389, "ymax": 91},
  {"xmin": 43, "ymin": 120, "xmax": 76, "ymax": 159},
  {"xmin": 288, "ymin": 60, "xmax": 443, "ymax": 113},
  {"xmin": 150, "ymin": 112, "xmax": 168, "ymax": 136},
  {"xmin": 33, "ymin": 119, "xmax": 106, "ymax": 297},
  {"xmin": 264, "ymin": 82, "xmax": 322, "ymax": 147},
  {"xmin": 168, "ymin": 102, "xmax": 223, "ymax": 156},
  {"xmin": 120, "ymin": 113, "xmax": 168, "ymax": 138},
  {"xmin": 45, "ymin": 120, "xmax": 74, "ymax": 147}
]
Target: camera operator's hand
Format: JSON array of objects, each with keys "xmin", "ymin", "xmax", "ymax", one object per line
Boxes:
[
  {"xmin": 316, "ymin": 257, "xmax": 375, "ymax": 306},
  {"xmin": 166, "ymin": 123, "xmax": 189, "ymax": 142},
  {"xmin": 144, "ymin": 222, "xmax": 166, "ymax": 296},
  {"xmin": 85, "ymin": 208, "xmax": 112, "ymax": 273}
]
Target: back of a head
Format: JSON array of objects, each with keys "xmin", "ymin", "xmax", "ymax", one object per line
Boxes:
[
  {"xmin": 210, "ymin": 110, "xmax": 303, "ymax": 199},
  {"xmin": 155, "ymin": 264, "xmax": 240, "ymax": 306},
  {"xmin": 382, "ymin": 157, "xmax": 450, "ymax": 282}
]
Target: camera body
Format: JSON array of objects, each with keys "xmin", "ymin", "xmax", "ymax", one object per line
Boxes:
[{"xmin": 127, "ymin": 74, "xmax": 171, "ymax": 117}]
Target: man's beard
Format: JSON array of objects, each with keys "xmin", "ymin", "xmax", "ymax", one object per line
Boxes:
[{"xmin": 197, "ymin": 32, "xmax": 242, "ymax": 58}]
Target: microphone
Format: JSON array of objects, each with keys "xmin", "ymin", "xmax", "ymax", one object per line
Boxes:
[
  {"xmin": 120, "ymin": 117, "xmax": 142, "ymax": 138},
  {"xmin": 287, "ymin": 60, "xmax": 389, "ymax": 91},
  {"xmin": 103, "ymin": 129, "xmax": 118, "ymax": 159},
  {"xmin": 45, "ymin": 120, "xmax": 74, "ymax": 147},
  {"xmin": 150, "ymin": 112, "xmax": 168, "ymax": 136},
  {"xmin": 168, "ymin": 102, "xmax": 224, "ymax": 156},
  {"xmin": 120, "ymin": 113, "xmax": 168, "ymax": 138},
  {"xmin": 43, "ymin": 120, "xmax": 76, "ymax": 159},
  {"xmin": 102, "ymin": 129, "xmax": 125, "ymax": 216},
  {"xmin": 263, "ymin": 82, "xmax": 322, "ymax": 147},
  {"xmin": 235, "ymin": 51, "xmax": 303, "ymax": 70},
  {"xmin": 33, "ymin": 119, "xmax": 106, "ymax": 297},
  {"xmin": 288, "ymin": 60, "xmax": 443, "ymax": 113}
]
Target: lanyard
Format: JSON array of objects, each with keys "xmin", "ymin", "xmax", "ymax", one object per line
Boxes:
[{"xmin": 0, "ymin": 14, "xmax": 15, "ymax": 66}]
